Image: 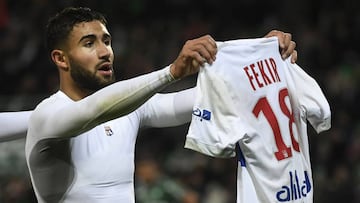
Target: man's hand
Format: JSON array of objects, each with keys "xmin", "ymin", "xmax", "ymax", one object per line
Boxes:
[
  {"xmin": 170, "ymin": 35, "xmax": 217, "ymax": 79},
  {"xmin": 265, "ymin": 30, "xmax": 297, "ymax": 63}
]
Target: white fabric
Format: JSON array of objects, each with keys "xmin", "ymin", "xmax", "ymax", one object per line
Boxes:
[
  {"xmin": 0, "ymin": 88, "xmax": 195, "ymax": 142},
  {"xmin": 185, "ymin": 37, "xmax": 331, "ymax": 203},
  {"xmin": 25, "ymin": 66, "xmax": 194, "ymax": 203},
  {"xmin": 0, "ymin": 111, "xmax": 31, "ymax": 141}
]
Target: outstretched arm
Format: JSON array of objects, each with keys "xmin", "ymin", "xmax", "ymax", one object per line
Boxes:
[
  {"xmin": 0, "ymin": 111, "xmax": 32, "ymax": 141},
  {"xmin": 140, "ymin": 87, "xmax": 195, "ymax": 128},
  {"xmin": 31, "ymin": 35, "xmax": 217, "ymax": 140}
]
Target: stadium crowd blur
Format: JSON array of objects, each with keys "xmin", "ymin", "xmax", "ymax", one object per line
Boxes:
[{"xmin": 0, "ymin": 0, "xmax": 359, "ymax": 202}]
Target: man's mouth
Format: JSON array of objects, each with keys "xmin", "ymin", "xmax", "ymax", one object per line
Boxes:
[{"xmin": 98, "ymin": 63, "xmax": 113, "ymax": 76}]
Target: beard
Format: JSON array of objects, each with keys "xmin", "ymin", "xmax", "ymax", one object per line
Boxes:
[{"xmin": 70, "ymin": 63, "xmax": 116, "ymax": 92}]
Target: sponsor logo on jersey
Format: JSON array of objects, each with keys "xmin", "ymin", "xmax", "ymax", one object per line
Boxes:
[
  {"xmin": 192, "ymin": 108, "xmax": 211, "ymax": 121},
  {"xmin": 104, "ymin": 126, "xmax": 113, "ymax": 136},
  {"xmin": 276, "ymin": 170, "xmax": 311, "ymax": 202}
]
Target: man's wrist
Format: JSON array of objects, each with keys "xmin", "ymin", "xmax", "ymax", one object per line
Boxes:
[
  {"xmin": 167, "ymin": 64, "xmax": 178, "ymax": 81},
  {"xmin": 169, "ymin": 64, "xmax": 179, "ymax": 80}
]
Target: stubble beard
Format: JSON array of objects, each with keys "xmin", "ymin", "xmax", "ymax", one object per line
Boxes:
[{"xmin": 70, "ymin": 64, "xmax": 116, "ymax": 92}]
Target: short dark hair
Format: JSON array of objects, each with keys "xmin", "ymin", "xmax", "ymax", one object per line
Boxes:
[{"xmin": 45, "ymin": 7, "xmax": 107, "ymax": 53}]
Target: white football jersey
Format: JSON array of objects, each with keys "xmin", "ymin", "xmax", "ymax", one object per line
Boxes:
[{"xmin": 185, "ymin": 37, "xmax": 331, "ymax": 202}]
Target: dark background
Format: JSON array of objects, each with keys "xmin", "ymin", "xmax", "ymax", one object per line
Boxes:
[{"xmin": 0, "ymin": 0, "xmax": 359, "ymax": 202}]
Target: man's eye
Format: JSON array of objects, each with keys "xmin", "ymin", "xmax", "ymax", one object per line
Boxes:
[
  {"xmin": 104, "ymin": 39, "xmax": 111, "ymax": 46},
  {"xmin": 84, "ymin": 42, "xmax": 93, "ymax": 47}
]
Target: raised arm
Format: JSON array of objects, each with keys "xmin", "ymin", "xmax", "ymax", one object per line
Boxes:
[
  {"xmin": 139, "ymin": 87, "xmax": 196, "ymax": 128},
  {"xmin": 30, "ymin": 35, "xmax": 217, "ymax": 140},
  {"xmin": 0, "ymin": 111, "xmax": 31, "ymax": 141}
]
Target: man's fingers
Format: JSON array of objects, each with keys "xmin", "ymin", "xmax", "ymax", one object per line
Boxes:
[
  {"xmin": 265, "ymin": 30, "xmax": 292, "ymax": 48},
  {"xmin": 205, "ymin": 35, "xmax": 217, "ymax": 61},
  {"xmin": 269, "ymin": 31, "xmax": 295, "ymax": 60},
  {"xmin": 290, "ymin": 50, "xmax": 298, "ymax": 64},
  {"xmin": 171, "ymin": 34, "xmax": 218, "ymax": 79},
  {"xmin": 280, "ymin": 33, "xmax": 291, "ymax": 57},
  {"xmin": 264, "ymin": 30, "xmax": 297, "ymax": 62},
  {"xmin": 195, "ymin": 35, "xmax": 217, "ymax": 62},
  {"xmin": 281, "ymin": 40, "xmax": 296, "ymax": 59},
  {"xmin": 186, "ymin": 36, "xmax": 217, "ymax": 65},
  {"xmin": 190, "ymin": 51, "xmax": 207, "ymax": 67}
]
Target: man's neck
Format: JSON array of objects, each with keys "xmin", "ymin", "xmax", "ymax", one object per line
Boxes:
[{"xmin": 59, "ymin": 83, "xmax": 93, "ymax": 101}]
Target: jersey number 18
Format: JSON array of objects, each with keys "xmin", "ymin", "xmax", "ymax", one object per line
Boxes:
[{"xmin": 252, "ymin": 88, "xmax": 299, "ymax": 161}]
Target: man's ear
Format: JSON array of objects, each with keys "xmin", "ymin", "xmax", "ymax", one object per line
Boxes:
[{"xmin": 51, "ymin": 49, "xmax": 68, "ymax": 71}]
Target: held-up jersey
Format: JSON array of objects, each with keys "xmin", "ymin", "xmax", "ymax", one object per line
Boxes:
[
  {"xmin": 185, "ymin": 37, "xmax": 331, "ymax": 203},
  {"xmin": 25, "ymin": 66, "xmax": 195, "ymax": 203}
]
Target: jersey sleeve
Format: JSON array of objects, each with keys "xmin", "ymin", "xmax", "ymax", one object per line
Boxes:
[
  {"xmin": 184, "ymin": 63, "xmax": 239, "ymax": 158},
  {"xmin": 0, "ymin": 111, "xmax": 31, "ymax": 141},
  {"xmin": 29, "ymin": 66, "xmax": 177, "ymax": 140},
  {"xmin": 284, "ymin": 60, "xmax": 331, "ymax": 133},
  {"xmin": 139, "ymin": 87, "xmax": 195, "ymax": 128}
]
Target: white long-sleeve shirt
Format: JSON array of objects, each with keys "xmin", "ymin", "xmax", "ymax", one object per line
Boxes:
[
  {"xmin": 0, "ymin": 111, "xmax": 31, "ymax": 141},
  {"xmin": 25, "ymin": 66, "xmax": 195, "ymax": 203}
]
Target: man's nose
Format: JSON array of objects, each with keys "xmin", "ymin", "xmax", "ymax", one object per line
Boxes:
[{"xmin": 98, "ymin": 43, "xmax": 111, "ymax": 59}]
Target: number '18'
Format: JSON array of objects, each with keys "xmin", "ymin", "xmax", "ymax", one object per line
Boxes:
[{"xmin": 252, "ymin": 88, "xmax": 299, "ymax": 161}]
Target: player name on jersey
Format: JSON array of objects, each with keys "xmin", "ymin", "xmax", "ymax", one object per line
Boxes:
[{"xmin": 243, "ymin": 57, "xmax": 281, "ymax": 91}]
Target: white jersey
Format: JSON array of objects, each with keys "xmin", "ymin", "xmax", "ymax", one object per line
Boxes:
[
  {"xmin": 25, "ymin": 66, "xmax": 195, "ymax": 203},
  {"xmin": 185, "ymin": 37, "xmax": 331, "ymax": 203}
]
